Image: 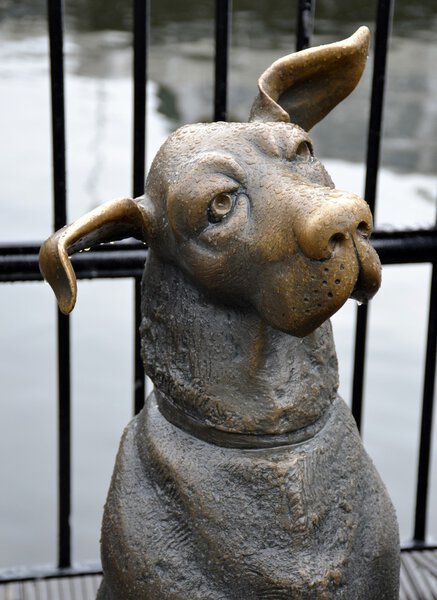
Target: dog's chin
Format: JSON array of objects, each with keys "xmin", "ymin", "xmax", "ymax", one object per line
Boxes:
[
  {"xmin": 257, "ymin": 287, "xmax": 351, "ymax": 339},
  {"xmin": 270, "ymin": 302, "xmax": 348, "ymax": 339},
  {"xmin": 292, "ymin": 265, "xmax": 380, "ymax": 337}
]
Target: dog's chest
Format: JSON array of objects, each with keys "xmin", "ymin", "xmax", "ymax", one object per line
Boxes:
[
  {"xmin": 139, "ymin": 394, "xmax": 359, "ymax": 544},
  {"xmin": 100, "ymin": 393, "xmax": 390, "ymax": 599}
]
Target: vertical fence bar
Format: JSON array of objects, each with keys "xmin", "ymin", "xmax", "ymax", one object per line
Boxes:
[
  {"xmin": 134, "ymin": 275, "xmax": 144, "ymax": 414},
  {"xmin": 214, "ymin": 0, "xmax": 232, "ymax": 122},
  {"xmin": 133, "ymin": 0, "xmax": 149, "ymax": 415},
  {"xmin": 351, "ymin": 0, "xmax": 393, "ymax": 431},
  {"xmin": 351, "ymin": 304, "xmax": 367, "ymax": 432},
  {"xmin": 414, "ymin": 263, "xmax": 437, "ymax": 542},
  {"xmin": 296, "ymin": 0, "xmax": 315, "ymax": 51},
  {"xmin": 47, "ymin": 0, "xmax": 71, "ymax": 568},
  {"xmin": 133, "ymin": 0, "xmax": 148, "ymax": 199},
  {"xmin": 56, "ymin": 312, "xmax": 71, "ymax": 569},
  {"xmin": 363, "ymin": 0, "xmax": 394, "ymax": 217}
]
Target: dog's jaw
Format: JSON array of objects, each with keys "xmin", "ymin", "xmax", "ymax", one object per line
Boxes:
[{"xmin": 140, "ymin": 253, "xmax": 339, "ymax": 438}]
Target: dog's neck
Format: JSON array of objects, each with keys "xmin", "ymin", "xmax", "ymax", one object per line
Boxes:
[{"xmin": 140, "ymin": 252, "xmax": 339, "ymax": 439}]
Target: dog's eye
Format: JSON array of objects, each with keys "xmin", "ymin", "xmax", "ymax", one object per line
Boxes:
[
  {"xmin": 296, "ymin": 141, "xmax": 313, "ymax": 160},
  {"xmin": 208, "ymin": 193, "xmax": 234, "ymax": 223}
]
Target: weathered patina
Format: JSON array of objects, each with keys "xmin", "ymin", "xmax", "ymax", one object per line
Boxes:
[{"xmin": 40, "ymin": 27, "xmax": 400, "ymax": 599}]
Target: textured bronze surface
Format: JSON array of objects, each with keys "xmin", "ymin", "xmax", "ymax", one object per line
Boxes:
[{"xmin": 40, "ymin": 27, "xmax": 400, "ymax": 599}]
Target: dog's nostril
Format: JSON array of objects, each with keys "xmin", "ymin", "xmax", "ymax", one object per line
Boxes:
[
  {"xmin": 357, "ymin": 221, "xmax": 371, "ymax": 238},
  {"xmin": 295, "ymin": 198, "xmax": 373, "ymax": 261},
  {"xmin": 328, "ymin": 232, "xmax": 346, "ymax": 251},
  {"xmin": 328, "ymin": 220, "xmax": 371, "ymax": 252}
]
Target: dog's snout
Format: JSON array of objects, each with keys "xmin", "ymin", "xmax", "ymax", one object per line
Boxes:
[{"xmin": 294, "ymin": 191, "xmax": 373, "ymax": 261}]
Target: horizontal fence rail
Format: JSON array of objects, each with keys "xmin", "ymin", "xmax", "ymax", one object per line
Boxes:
[
  {"xmin": 1, "ymin": 229, "xmax": 436, "ymax": 282},
  {"xmin": 0, "ymin": 564, "xmax": 102, "ymax": 585}
]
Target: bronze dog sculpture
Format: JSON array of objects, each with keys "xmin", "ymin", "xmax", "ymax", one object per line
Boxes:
[{"xmin": 40, "ymin": 27, "xmax": 400, "ymax": 599}]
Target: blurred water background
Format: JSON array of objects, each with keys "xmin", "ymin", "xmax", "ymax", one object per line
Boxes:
[{"xmin": 1, "ymin": 0, "xmax": 437, "ymax": 568}]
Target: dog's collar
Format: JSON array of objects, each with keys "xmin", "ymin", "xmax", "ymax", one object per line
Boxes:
[{"xmin": 155, "ymin": 390, "xmax": 332, "ymax": 449}]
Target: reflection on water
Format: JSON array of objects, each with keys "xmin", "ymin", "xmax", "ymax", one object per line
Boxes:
[{"xmin": 1, "ymin": 1, "xmax": 437, "ymax": 567}]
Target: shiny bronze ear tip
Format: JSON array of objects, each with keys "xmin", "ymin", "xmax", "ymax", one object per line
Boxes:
[
  {"xmin": 250, "ymin": 26, "xmax": 371, "ymax": 129},
  {"xmin": 352, "ymin": 25, "xmax": 371, "ymax": 52},
  {"xmin": 39, "ymin": 231, "xmax": 77, "ymax": 315}
]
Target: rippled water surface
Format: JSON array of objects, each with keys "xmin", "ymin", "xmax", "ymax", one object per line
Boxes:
[{"xmin": 1, "ymin": 1, "xmax": 437, "ymax": 567}]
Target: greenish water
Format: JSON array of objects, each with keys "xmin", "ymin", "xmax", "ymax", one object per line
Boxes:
[{"xmin": 0, "ymin": 1, "xmax": 436, "ymax": 568}]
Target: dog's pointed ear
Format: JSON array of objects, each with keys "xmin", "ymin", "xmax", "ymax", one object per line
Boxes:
[
  {"xmin": 249, "ymin": 26, "xmax": 370, "ymax": 131},
  {"xmin": 39, "ymin": 196, "xmax": 155, "ymax": 314}
]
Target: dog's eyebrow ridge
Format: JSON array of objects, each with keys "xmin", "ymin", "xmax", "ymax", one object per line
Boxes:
[
  {"xmin": 185, "ymin": 151, "xmax": 247, "ymax": 186},
  {"xmin": 249, "ymin": 125, "xmax": 312, "ymax": 160}
]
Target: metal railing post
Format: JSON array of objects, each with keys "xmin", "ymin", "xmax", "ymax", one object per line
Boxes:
[
  {"xmin": 47, "ymin": 0, "xmax": 71, "ymax": 569},
  {"xmin": 132, "ymin": 0, "xmax": 150, "ymax": 415},
  {"xmin": 351, "ymin": 0, "xmax": 394, "ymax": 432},
  {"xmin": 214, "ymin": 0, "xmax": 232, "ymax": 122}
]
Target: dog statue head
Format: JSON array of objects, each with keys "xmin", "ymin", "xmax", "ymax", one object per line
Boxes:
[{"xmin": 40, "ymin": 27, "xmax": 380, "ymax": 338}]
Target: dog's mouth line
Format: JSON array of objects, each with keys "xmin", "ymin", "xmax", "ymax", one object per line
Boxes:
[
  {"xmin": 350, "ymin": 236, "xmax": 365, "ymax": 300},
  {"xmin": 349, "ymin": 235, "xmax": 381, "ymax": 303}
]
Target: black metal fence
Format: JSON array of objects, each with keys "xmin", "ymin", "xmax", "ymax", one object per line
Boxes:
[{"xmin": 0, "ymin": 0, "xmax": 436, "ymax": 585}]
